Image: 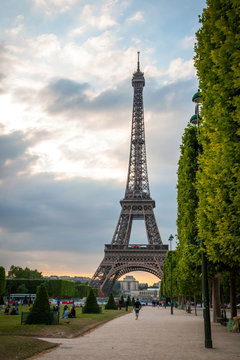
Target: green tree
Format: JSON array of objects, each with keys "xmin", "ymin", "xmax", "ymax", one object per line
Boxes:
[
  {"xmin": 194, "ymin": 0, "xmax": 240, "ymax": 317},
  {"xmin": 16, "ymin": 284, "xmax": 28, "ymax": 294},
  {"xmin": 26, "ymin": 283, "xmax": 51, "ymax": 324},
  {"xmin": 112, "ymin": 281, "xmax": 121, "ymax": 297},
  {"xmin": 8, "ymin": 265, "xmax": 42, "ymax": 279},
  {"xmin": 176, "ymin": 124, "xmax": 202, "ymax": 301},
  {"xmin": 105, "ymin": 293, "xmax": 117, "ymax": 310},
  {"xmin": 0, "ymin": 267, "xmax": 6, "ymax": 305},
  {"xmin": 127, "ymin": 295, "xmax": 132, "ymax": 306},
  {"xmin": 120, "ymin": 295, "xmax": 125, "ymax": 307},
  {"xmin": 82, "ymin": 288, "xmax": 101, "ymax": 314},
  {"xmin": 162, "ymin": 251, "xmax": 179, "ymax": 300}
]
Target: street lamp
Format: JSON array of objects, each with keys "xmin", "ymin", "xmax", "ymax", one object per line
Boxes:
[
  {"xmin": 168, "ymin": 234, "xmax": 174, "ymax": 315},
  {"xmin": 190, "ymin": 91, "xmax": 213, "ymax": 349}
]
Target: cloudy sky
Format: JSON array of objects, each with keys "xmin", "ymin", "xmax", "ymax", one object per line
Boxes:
[{"xmin": 0, "ymin": 0, "xmax": 205, "ymax": 284}]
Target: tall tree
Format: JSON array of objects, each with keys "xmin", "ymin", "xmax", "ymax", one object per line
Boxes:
[
  {"xmin": 194, "ymin": 0, "xmax": 240, "ymax": 317},
  {"xmin": 8, "ymin": 265, "xmax": 42, "ymax": 279},
  {"xmin": 162, "ymin": 251, "xmax": 179, "ymax": 300},
  {"xmin": 0, "ymin": 267, "xmax": 6, "ymax": 304},
  {"xmin": 176, "ymin": 125, "xmax": 202, "ymax": 301}
]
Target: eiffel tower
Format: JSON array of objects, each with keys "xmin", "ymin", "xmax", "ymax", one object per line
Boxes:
[{"xmin": 89, "ymin": 53, "xmax": 168, "ymax": 295}]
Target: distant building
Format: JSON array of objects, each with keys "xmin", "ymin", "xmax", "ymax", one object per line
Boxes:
[
  {"xmin": 131, "ymin": 287, "xmax": 159, "ymax": 300},
  {"xmin": 120, "ymin": 275, "xmax": 139, "ymax": 294},
  {"xmin": 152, "ymin": 281, "xmax": 161, "ymax": 288},
  {"xmin": 139, "ymin": 283, "xmax": 148, "ymax": 290},
  {"xmin": 49, "ymin": 275, "xmax": 58, "ymax": 279}
]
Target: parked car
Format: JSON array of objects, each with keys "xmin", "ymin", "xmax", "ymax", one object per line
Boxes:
[
  {"xmin": 49, "ymin": 299, "xmax": 57, "ymax": 305},
  {"xmin": 97, "ymin": 298, "xmax": 106, "ymax": 305},
  {"xmin": 74, "ymin": 300, "xmax": 85, "ymax": 307}
]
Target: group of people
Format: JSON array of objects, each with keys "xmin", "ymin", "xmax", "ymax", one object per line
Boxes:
[
  {"xmin": 4, "ymin": 304, "xmax": 19, "ymax": 315},
  {"xmin": 61, "ymin": 304, "xmax": 76, "ymax": 319}
]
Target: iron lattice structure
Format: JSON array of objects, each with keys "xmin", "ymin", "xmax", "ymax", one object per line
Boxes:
[{"xmin": 89, "ymin": 54, "xmax": 168, "ymax": 294}]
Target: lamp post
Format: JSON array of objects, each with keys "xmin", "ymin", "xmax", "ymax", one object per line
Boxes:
[
  {"xmin": 168, "ymin": 234, "xmax": 174, "ymax": 315},
  {"xmin": 190, "ymin": 91, "xmax": 212, "ymax": 348}
]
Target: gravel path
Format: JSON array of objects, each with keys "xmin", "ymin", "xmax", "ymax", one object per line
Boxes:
[{"xmin": 36, "ymin": 307, "xmax": 240, "ymax": 360}]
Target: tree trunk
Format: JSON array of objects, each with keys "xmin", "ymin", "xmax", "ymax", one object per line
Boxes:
[
  {"xmin": 178, "ymin": 296, "xmax": 182, "ymax": 309},
  {"xmin": 181, "ymin": 296, "xmax": 185, "ymax": 309},
  {"xmin": 194, "ymin": 294, "xmax": 197, "ymax": 316},
  {"xmin": 212, "ymin": 274, "xmax": 221, "ymax": 322},
  {"xmin": 230, "ymin": 269, "xmax": 237, "ymax": 318}
]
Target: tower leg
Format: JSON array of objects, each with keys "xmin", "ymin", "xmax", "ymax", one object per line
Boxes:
[
  {"xmin": 112, "ymin": 212, "xmax": 132, "ymax": 245},
  {"xmin": 144, "ymin": 212, "xmax": 162, "ymax": 244}
]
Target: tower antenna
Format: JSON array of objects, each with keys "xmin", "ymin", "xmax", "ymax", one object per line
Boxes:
[{"xmin": 137, "ymin": 51, "xmax": 140, "ymax": 71}]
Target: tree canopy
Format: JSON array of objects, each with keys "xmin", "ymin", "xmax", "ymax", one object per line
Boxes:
[
  {"xmin": 8, "ymin": 265, "xmax": 43, "ymax": 279},
  {"xmin": 194, "ymin": 0, "xmax": 240, "ymax": 268}
]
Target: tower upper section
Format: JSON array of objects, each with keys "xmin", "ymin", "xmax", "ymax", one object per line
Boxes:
[
  {"xmin": 124, "ymin": 52, "xmax": 150, "ymax": 200},
  {"xmin": 132, "ymin": 52, "xmax": 145, "ymax": 87}
]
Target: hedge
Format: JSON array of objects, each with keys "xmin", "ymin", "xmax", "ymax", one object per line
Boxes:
[{"xmin": 6, "ymin": 279, "xmax": 75, "ymax": 298}]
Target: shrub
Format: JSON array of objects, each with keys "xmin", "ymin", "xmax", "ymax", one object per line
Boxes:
[
  {"xmin": 16, "ymin": 284, "xmax": 28, "ymax": 294},
  {"xmin": 26, "ymin": 311, "xmax": 52, "ymax": 324},
  {"xmin": 82, "ymin": 288, "xmax": 101, "ymax": 314},
  {"xmin": 26, "ymin": 283, "xmax": 51, "ymax": 324},
  {"xmin": 105, "ymin": 293, "xmax": 117, "ymax": 310},
  {"xmin": 127, "ymin": 295, "xmax": 132, "ymax": 306},
  {"xmin": 120, "ymin": 295, "xmax": 125, "ymax": 307}
]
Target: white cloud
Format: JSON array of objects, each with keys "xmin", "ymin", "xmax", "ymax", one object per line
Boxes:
[
  {"xmin": 69, "ymin": 3, "xmax": 117, "ymax": 37},
  {"xmin": 27, "ymin": 34, "xmax": 61, "ymax": 59},
  {"xmin": 181, "ymin": 35, "xmax": 196, "ymax": 49},
  {"xmin": 62, "ymin": 32, "xmax": 140, "ymax": 85},
  {"xmin": 32, "ymin": 0, "xmax": 79, "ymax": 15},
  {"xmin": 5, "ymin": 15, "xmax": 24, "ymax": 37},
  {"xmin": 127, "ymin": 11, "xmax": 143, "ymax": 22},
  {"xmin": 166, "ymin": 58, "xmax": 195, "ymax": 81},
  {"xmin": 82, "ymin": 4, "xmax": 117, "ymax": 30}
]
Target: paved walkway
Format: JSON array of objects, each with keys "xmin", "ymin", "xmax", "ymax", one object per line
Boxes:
[{"xmin": 37, "ymin": 307, "xmax": 240, "ymax": 360}]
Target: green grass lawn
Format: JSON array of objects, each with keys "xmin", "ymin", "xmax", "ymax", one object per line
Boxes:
[
  {"xmin": 0, "ymin": 336, "xmax": 58, "ymax": 360},
  {"xmin": 0, "ymin": 305, "xmax": 132, "ymax": 359}
]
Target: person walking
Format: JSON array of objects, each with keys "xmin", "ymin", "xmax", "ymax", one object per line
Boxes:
[
  {"xmin": 134, "ymin": 298, "xmax": 141, "ymax": 320},
  {"xmin": 119, "ymin": 299, "xmax": 122, "ymax": 310}
]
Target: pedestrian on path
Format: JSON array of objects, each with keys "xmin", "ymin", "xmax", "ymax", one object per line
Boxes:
[{"xmin": 134, "ymin": 298, "xmax": 141, "ymax": 320}]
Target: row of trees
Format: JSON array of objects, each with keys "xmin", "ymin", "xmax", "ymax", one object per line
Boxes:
[
  {"xmin": 161, "ymin": 0, "xmax": 240, "ymax": 319},
  {"xmin": 0, "ymin": 266, "xmax": 129, "ymax": 303},
  {"xmin": 0, "ymin": 266, "xmax": 94, "ymax": 300},
  {"xmin": 8, "ymin": 265, "xmax": 43, "ymax": 279}
]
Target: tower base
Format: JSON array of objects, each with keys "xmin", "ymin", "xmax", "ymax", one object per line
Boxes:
[{"xmin": 89, "ymin": 244, "xmax": 168, "ymax": 295}]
